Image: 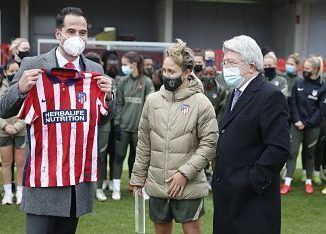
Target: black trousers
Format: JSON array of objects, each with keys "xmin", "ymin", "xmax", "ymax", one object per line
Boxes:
[{"xmin": 26, "ymin": 186, "xmax": 79, "ymax": 234}]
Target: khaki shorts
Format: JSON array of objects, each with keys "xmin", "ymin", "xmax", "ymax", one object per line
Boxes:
[
  {"xmin": 149, "ymin": 197, "xmax": 205, "ymax": 223},
  {"xmin": 0, "ymin": 136, "xmax": 26, "ymax": 148}
]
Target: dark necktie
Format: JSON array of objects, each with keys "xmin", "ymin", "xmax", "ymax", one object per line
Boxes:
[{"xmin": 231, "ymin": 89, "xmax": 242, "ymax": 111}]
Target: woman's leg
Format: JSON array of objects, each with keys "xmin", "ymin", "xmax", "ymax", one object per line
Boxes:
[
  {"xmin": 0, "ymin": 145, "xmax": 14, "ymax": 187},
  {"xmin": 112, "ymin": 132, "xmax": 130, "ymax": 199},
  {"xmin": 285, "ymin": 125, "xmax": 304, "ymax": 182},
  {"xmin": 182, "ymin": 220, "xmax": 201, "ymax": 234},
  {"xmin": 154, "ymin": 222, "xmax": 173, "ymax": 234},
  {"xmin": 14, "ymin": 147, "xmax": 25, "ymax": 187}
]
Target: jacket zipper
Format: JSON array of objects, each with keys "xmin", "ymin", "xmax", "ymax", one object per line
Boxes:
[{"xmin": 165, "ymin": 92, "xmax": 175, "ymax": 197}]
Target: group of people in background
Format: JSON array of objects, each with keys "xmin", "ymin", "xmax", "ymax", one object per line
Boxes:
[{"xmin": 1, "ymin": 35, "xmax": 326, "ymax": 207}]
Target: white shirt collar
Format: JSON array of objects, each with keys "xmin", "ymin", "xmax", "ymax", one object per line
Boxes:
[
  {"xmin": 55, "ymin": 48, "xmax": 81, "ymax": 71},
  {"xmin": 239, "ymin": 74, "xmax": 258, "ymax": 93}
]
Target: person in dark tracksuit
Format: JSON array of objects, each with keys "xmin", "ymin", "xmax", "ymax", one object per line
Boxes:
[
  {"xmin": 112, "ymin": 51, "xmax": 154, "ymax": 200},
  {"xmin": 280, "ymin": 53, "xmax": 302, "ymax": 180},
  {"xmin": 263, "ymin": 52, "xmax": 288, "ymax": 96},
  {"xmin": 284, "ymin": 53, "xmax": 301, "ymax": 101},
  {"xmin": 198, "ymin": 65, "xmax": 228, "ymax": 190},
  {"xmin": 313, "ymin": 57, "xmax": 326, "ymax": 186},
  {"xmin": 281, "ymin": 56, "xmax": 326, "ymax": 195},
  {"xmin": 200, "ymin": 66, "xmax": 228, "ymax": 122},
  {"xmin": 99, "ymin": 50, "xmax": 124, "ymax": 193}
]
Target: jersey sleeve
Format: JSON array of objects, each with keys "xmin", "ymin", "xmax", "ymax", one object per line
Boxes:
[
  {"xmin": 17, "ymin": 89, "xmax": 39, "ymax": 124},
  {"xmin": 96, "ymin": 90, "xmax": 109, "ymax": 116}
]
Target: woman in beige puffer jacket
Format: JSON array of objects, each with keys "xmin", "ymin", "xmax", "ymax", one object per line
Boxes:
[{"xmin": 130, "ymin": 39, "xmax": 218, "ymax": 233}]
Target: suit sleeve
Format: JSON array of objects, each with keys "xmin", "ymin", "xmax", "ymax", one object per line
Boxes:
[
  {"xmin": 249, "ymin": 90, "xmax": 290, "ymax": 194},
  {"xmin": 178, "ymin": 97, "xmax": 219, "ymax": 181},
  {"xmin": 130, "ymin": 97, "xmax": 151, "ymax": 186},
  {"xmin": 0, "ymin": 57, "xmax": 34, "ymax": 118}
]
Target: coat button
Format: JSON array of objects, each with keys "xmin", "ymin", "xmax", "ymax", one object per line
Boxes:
[
  {"xmin": 216, "ymin": 178, "xmax": 221, "ymax": 183},
  {"xmin": 220, "ymin": 129, "xmax": 225, "ymax": 134}
]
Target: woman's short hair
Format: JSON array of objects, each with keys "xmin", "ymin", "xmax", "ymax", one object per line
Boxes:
[
  {"xmin": 166, "ymin": 39, "xmax": 194, "ymax": 72},
  {"xmin": 223, "ymin": 35, "xmax": 264, "ymax": 72}
]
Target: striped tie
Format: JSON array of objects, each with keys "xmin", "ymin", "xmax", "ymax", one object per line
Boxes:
[{"xmin": 231, "ymin": 89, "xmax": 242, "ymax": 111}]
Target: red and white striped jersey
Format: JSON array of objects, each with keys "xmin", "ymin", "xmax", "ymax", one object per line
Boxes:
[{"xmin": 18, "ymin": 68, "xmax": 108, "ymax": 188}]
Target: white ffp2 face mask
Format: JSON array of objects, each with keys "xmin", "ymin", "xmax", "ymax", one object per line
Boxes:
[{"xmin": 59, "ymin": 32, "xmax": 86, "ymax": 57}]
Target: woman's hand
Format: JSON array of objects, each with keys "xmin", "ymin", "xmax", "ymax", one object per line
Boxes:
[
  {"xmin": 295, "ymin": 121, "xmax": 305, "ymax": 130},
  {"xmin": 132, "ymin": 185, "xmax": 144, "ymax": 196},
  {"xmin": 4, "ymin": 125, "xmax": 17, "ymax": 136},
  {"xmin": 166, "ymin": 171, "xmax": 187, "ymax": 198}
]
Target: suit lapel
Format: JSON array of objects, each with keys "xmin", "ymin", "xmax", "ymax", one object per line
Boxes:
[
  {"xmin": 219, "ymin": 74, "xmax": 265, "ymax": 130},
  {"xmin": 41, "ymin": 48, "xmax": 57, "ymax": 69}
]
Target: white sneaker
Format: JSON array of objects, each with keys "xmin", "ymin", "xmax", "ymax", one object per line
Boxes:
[
  {"xmin": 16, "ymin": 190, "xmax": 22, "ymax": 205},
  {"xmin": 112, "ymin": 191, "xmax": 121, "ymax": 200},
  {"xmin": 96, "ymin": 189, "xmax": 107, "ymax": 202},
  {"xmin": 2, "ymin": 193, "xmax": 13, "ymax": 205}
]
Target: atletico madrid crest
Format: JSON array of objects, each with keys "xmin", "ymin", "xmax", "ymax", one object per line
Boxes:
[
  {"xmin": 77, "ymin": 92, "xmax": 87, "ymax": 104},
  {"xmin": 180, "ymin": 103, "xmax": 190, "ymax": 115}
]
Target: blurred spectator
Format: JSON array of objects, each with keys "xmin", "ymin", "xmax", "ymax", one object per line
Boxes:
[
  {"xmin": 193, "ymin": 49, "xmax": 205, "ymax": 77},
  {"xmin": 0, "ymin": 60, "xmax": 26, "ymax": 205},
  {"xmin": 200, "ymin": 66, "xmax": 228, "ymax": 122},
  {"xmin": 112, "ymin": 51, "xmax": 154, "ymax": 200},
  {"xmin": 84, "ymin": 51, "xmax": 102, "ymax": 65},
  {"xmin": 281, "ymin": 56, "xmax": 326, "ymax": 195},
  {"xmin": 284, "ymin": 53, "xmax": 301, "ymax": 100},
  {"xmin": 101, "ymin": 50, "xmax": 124, "ymax": 193},
  {"xmin": 144, "ymin": 56, "xmax": 155, "ymax": 80},
  {"xmin": 152, "ymin": 68, "xmax": 163, "ymax": 91},
  {"xmin": 10, "ymin": 38, "xmax": 30, "ymax": 66},
  {"xmin": 263, "ymin": 52, "xmax": 288, "ymax": 96}
]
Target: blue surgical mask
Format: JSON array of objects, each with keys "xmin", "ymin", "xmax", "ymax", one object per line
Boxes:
[
  {"xmin": 285, "ymin": 64, "xmax": 296, "ymax": 75},
  {"xmin": 122, "ymin": 65, "xmax": 133, "ymax": 76},
  {"xmin": 223, "ymin": 67, "xmax": 245, "ymax": 89}
]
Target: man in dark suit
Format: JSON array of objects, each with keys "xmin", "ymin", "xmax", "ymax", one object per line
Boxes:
[
  {"xmin": 0, "ymin": 7, "xmax": 114, "ymax": 233},
  {"xmin": 212, "ymin": 35, "xmax": 290, "ymax": 234}
]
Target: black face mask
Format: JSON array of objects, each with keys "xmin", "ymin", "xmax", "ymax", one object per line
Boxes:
[
  {"xmin": 163, "ymin": 76, "xmax": 183, "ymax": 91},
  {"xmin": 17, "ymin": 50, "xmax": 30, "ymax": 60},
  {"xmin": 7, "ymin": 74, "xmax": 15, "ymax": 82},
  {"xmin": 194, "ymin": 65, "xmax": 203, "ymax": 73},
  {"xmin": 303, "ymin": 71, "xmax": 312, "ymax": 79},
  {"xmin": 106, "ymin": 66, "xmax": 119, "ymax": 78},
  {"xmin": 145, "ymin": 67, "xmax": 154, "ymax": 78},
  {"xmin": 264, "ymin": 67, "xmax": 276, "ymax": 80},
  {"xmin": 201, "ymin": 76, "xmax": 215, "ymax": 87}
]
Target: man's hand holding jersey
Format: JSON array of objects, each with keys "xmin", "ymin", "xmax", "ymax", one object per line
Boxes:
[
  {"xmin": 18, "ymin": 69, "xmax": 43, "ymax": 95},
  {"xmin": 94, "ymin": 76, "xmax": 113, "ymax": 100}
]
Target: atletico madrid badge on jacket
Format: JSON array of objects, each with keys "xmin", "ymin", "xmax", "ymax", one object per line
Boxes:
[
  {"xmin": 77, "ymin": 92, "xmax": 87, "ymax": 104},
  {"xmin": 180, "ymin": 103, "xmax": 190, "ymax": 115}
]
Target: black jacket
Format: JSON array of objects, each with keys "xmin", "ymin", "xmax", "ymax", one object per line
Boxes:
[
  {"xmin": 290, "ymin": 77, "xmax": 326, "ymax": 128},
  {"xmin": 212, "ymin": 73, "xmax": 290, "ymax": 234}
]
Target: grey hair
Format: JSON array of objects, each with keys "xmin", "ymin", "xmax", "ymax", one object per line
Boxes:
[{"xmin": 223, "ymin": 35, "xmax": 264, "ymax": 72}]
